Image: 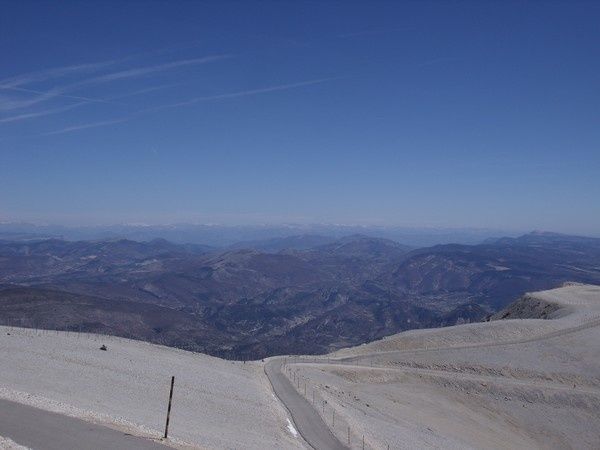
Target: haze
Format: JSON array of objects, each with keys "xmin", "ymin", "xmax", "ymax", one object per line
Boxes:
[{"xmin": 1, "ymin": 1, "xmax": 599, "ymax": 234}]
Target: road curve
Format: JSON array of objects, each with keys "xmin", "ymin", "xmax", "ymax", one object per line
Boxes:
[
  {"xmin": 0, "ymin": 398, "xmax": 171, "ymax": 450},
  {"xmin": 264, "ymin": 358, "xmax": 347, "ymax": 450}
]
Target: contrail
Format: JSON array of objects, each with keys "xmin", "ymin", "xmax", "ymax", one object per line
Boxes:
[
  {"xmin": 149, "ymin": 77, "xmax": 337, "ymax": 111},
  {"xmin": 0, "ymin": 102, "xmax": 87, "ymax": 123}
]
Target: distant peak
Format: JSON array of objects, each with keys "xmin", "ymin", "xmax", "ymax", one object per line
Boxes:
[{"xmin": 528, "ymin": 230, "xmax": 562, "ymax": 236}]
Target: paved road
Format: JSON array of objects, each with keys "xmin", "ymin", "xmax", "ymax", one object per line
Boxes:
[
  {"xmin": 265, "ymin": 316, "xmax": 600, "ymax": 450},
  {"xmin": 265, "ymin": 359, "xmax": 347, "ymax": 450},
  {"xmin": 0, "ymin": 399, "xmax": 171, "ymax": 450}
]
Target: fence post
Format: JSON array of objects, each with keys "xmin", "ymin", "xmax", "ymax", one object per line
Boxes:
[{"xmin": 164, "ymin": 376, "xmax": 175, "ymax": 438}]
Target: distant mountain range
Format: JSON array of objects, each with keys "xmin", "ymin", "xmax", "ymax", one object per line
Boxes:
[
  {"xmin": 0, "ymin": 222, "xmax": 522, "ymax": 247},
  {"xmin": 0, "ymin": 231, "xmax": 599, "ymax": 358}
]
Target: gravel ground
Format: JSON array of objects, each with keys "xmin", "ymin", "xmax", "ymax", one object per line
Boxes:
[
  {"xmin": 2, "ymin": 283, "xmax": 598, "ymax": 449},
  {"xmin": 288, "ymin": 284, "xmax": 600, "ymax": 449},
  {"xmin": 0, "ymin": 329, "xmax": 304, "ymax": 450},
  {"xmin": 0, "ymin": 436, "xmax": 29, "ymax": 450}
]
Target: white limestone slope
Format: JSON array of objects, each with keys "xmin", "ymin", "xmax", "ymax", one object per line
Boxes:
[
  {"xmin": 334, "ymin": 283, "xmax": 600, "ymax": 357},
  {"xmin": 0, "ymin": 329, "xmax": 304, "ymax": 450},
  {"xmin": 2, "ymin": 283, "xmax": 599, "ymax": 449},
  {"xmin": 289, "ymin": 284, "xmax": 600, "ymax": 449},
  {"xmin": 0, "ymin": 436, "xmax": 30, "ymax": 450}
]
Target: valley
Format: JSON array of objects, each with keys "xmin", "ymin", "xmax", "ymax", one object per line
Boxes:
[
  {"xmin": 1, "ymin": 284, "xmax": 598, "ymax": 449},
  {"xmin": 1, "ymin": 232, "xmax": 599, "ymax": 358}
]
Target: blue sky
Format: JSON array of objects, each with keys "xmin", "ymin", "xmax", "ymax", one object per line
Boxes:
[{"xmin": 1, "ymin": 1, "xmax": 599, "ymax": 234}]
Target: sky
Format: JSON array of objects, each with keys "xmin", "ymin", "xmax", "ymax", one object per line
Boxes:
[{"xmin": 0, "ymin": 1, "xmax": 599, "ymax": 234}]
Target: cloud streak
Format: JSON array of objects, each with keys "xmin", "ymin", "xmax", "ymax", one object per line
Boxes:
[
  {"xmin": 73, "ymin": 55, "xmax": 231, "ymax": 87},
  {"xmin": 150, "ymin": 77, "xmax": 336, "ymax": 111},
  {"xmin": 39, "ymin": 76, "xmax": 336, "ymax": 135},
  {"xmin": 0, "ymin": 54, "xmax": 231, "ymax": 112},
  {"xmin": 0, "ymin": 88, "xmax": 64, "ymax": 111},
  {"xmin": 0, "ymin": 85, "xmax": 119, "ymax": 108},
  {"xmin": 109, "ymin": 83, "xmax": 181, "ymax": 100},
  {"xmin": 0, "ymin": 102, "xmax": 87, "ymax": 124},
  {"xmin": 41, "ymin": 116, "xmax": 133, "ymax": 135},
  {"xmin": 0, "ymin": 59, "xmax": 119, "ymax": 88}
]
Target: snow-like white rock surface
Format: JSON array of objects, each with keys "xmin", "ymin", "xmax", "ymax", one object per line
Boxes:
[
  {"xmin": 291, "ymin": 284, "xmax": 600, "ymax": 449},
  {"xmin": 0, "ymin": 330, "xmax": 303, "ymax": 449},
  {"xmin": 0, "ymin": 436, "xmax": 30, "ymax": 450}
]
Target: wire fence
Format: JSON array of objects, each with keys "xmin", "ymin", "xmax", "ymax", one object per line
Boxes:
[{"xmin": 282, "ymin": 356, "xmax": 393, "ymax": 450}]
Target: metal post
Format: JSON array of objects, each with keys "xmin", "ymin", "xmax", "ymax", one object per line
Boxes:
[
  {"xmin": 332, "ymin": 409, "xmax": 335, "ymax": 428},
  {"xmin": 347, "ymin": 426, "xmax": 350, "ymax": 445},
  {"xmin": 362, "ymin": 434, "xmax": 365, "ymax": 450},
  {"xmin": 164, "ymin": 376, "xmax": 175, "ymax": 438}
]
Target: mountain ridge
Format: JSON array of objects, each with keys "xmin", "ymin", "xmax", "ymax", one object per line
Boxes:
[{"xmin": 0, "ymin": 232, "xmax": 599, "ymax": 357}]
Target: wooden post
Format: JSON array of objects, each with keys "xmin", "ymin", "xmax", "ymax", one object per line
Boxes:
[
  {"xmin": 362, "ymin": 434, "xmax": 365, "ymax": 450},
  {"xmin": 164, "ymin": 376, "xmax": 175, "ymax": 439},
  {"xmin": 347, "ymin": 426, "xmax": 350, "ymax": 445}
]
